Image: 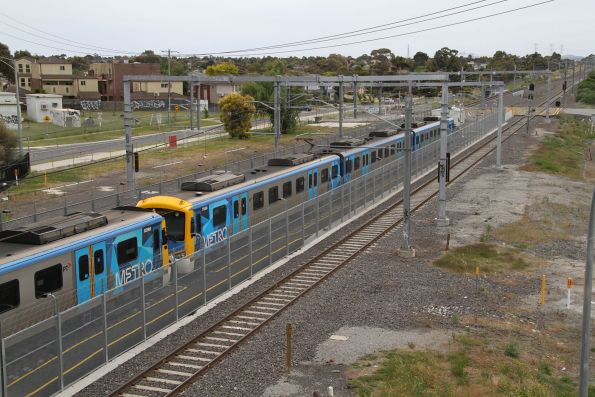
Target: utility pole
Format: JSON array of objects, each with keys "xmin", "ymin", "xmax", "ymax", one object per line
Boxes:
[
  {"xmin": 545, "ymin": 74, "xmax": 551, "ymax": 123},
  {"xmin": 563, "ymin": 60, "xmax": 568, "ymax": 107},
  {"xmin": 579, "ymin": 189, "xmax": 595, "ymax": 397},
  {"xmin": 572, "ymin": 60, "xmax": 576, "ymax": 98},
  {"xmin": 526, "ymin": 85, "xmax": 533, "ymax": 135},
  {"xmin": 197, "ymin": 83, "xmax": 201, "ymax": 132},
  {"xmin": 274, "ymin": 78, "xmax": 281, "ymax": 157},
  {"xmin": 496, "ymin": 86, "xmax": 504, "ymax": 168},
  {"xmin": 353, "ymin": 75, "xmax": 358, "ymax": 119},
  {"xmin": 338, "ymin": 75, "xmax": 344, "ymax": 138},
  {"xmin": 123, "ymin": 80, "xmax": 134, "ymax": 191},
  {"xmin": 189, "ymin": 81, "xmax": 194, "ymax": 130},
  {"xmin": 436, "ymin": 83, "xmax": 449, "ymax": 227},
  {"xmin": 398, "ymin": 90, "xmax": 415, "ymax": 257},
  {"xmin": 162, "ymin": 49, "xmax": 178, "ymax": 126},
  {"xmin": 12, "ymin": 59, "xmax": 23, "ymax": 155},
  {"xmin": 378, "ymin": 82, "xmax": 383, "ymax": 115}
]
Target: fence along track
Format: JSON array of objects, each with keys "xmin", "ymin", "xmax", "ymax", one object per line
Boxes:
[{"xmin": 111, "ymin": 94, "xmax": 560, "ymax": 397}]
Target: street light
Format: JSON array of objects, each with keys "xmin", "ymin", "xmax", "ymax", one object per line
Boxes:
[{"xmin": 0, "ymin": 56, "xmax": 23, "ymax": 155}]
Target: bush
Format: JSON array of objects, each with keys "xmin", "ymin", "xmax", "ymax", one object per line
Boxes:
[
  {"xmin": 0, "ymin": 121, "xmax": 18, "ymax": 165},
  {"xmin": 219, "ymin": 93, "xmax": 256, "ymax": 139},
  {"xmin": 576, "ymin": 71, "xmax": 595, "ymax": 105}
]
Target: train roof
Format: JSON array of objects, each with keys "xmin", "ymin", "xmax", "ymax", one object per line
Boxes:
[
  {"xmin": 0, "ymin": 207, "xmax": 162, "ymax": 272},
  {"xmin": 140, "ymin": 154, "xmax": 339, "ymax": 208}
]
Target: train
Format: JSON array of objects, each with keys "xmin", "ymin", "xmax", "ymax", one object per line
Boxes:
[{"xmin": 0, "ymin": 118, "xmax": 453, "ymax": 320}]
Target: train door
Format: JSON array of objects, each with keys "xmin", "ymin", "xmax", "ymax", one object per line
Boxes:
[
  {"xmin": 330, "ymin": 161, "xmax": 340, "ymax": 189},
  {"xmin": 231, "ymin": 192, "xmax": 248, "ymax": 234},
  {"xmin": 204, "ymin": 199, "xmax": 229, "ymax": 248},
  {"xmin": 308, "ymin": 168, "xmax": 318, "ymax": 200},
  {"xmin": 75, "ymin": 241, "xmax": 107, "ymax": 303},
  {"xmin": 362, "ymin": 150, "xmax": 369, "ymax": 175}
]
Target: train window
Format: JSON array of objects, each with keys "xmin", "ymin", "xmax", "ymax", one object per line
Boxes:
[
  {"xmin": 253, "ymin": 191, "xmax": 264, "ymax": 210},
  {"xmin": 233, "ymin": 200, "xmax": 239, "ymax": 219},
  {"xmin": 390, "ymin": 145, "xmax": 396, "ymax": 155},
  {"xmin": 283, "ymin": 181, "xmax": 292, "ymax": 198},
  {"xmin": 269, "ymin": 186, "xmax": 279, "ymax": 203},
  {"xmin": 34, "ymin": 264, "xmax": 63, "ymax": 298},
  {"xmin": 213, "ymin": 205, "xmax": 227, "ymax": 227},
  {"xmin": 354, "ymin": 157, "xmax": 360, "ymax": 170},
  {"xmin": 94, "ymin": 249, "xmax": 105, "ymax": 275},
  {"xmin": 296, "ymin": 177, "xmax": 305, "ymax": 193},
  {"xmin": 0, "ymin": 279, "xmax": 19, "ymax": 314},
  {"xmin": 365, "ymin": 154, "xmax": 369, "ymax": 166},
  {"xmin": 241, "ymin": 197, "xmax": 247, "ymax": 215},
  {"xmin": 78, "ymin": 255, "xmax": 89, "ymax": 281},
  {"xmin": 332, "ymin": 164, "xmax": 339, "ymax": 178},
  {"xmin": 378, "ymin": 149, "xmax": 383, "ymax": 160},
  {"xmin": 321, "ymin": 169, "xmax": 329, "ymax": 183},
  {"xmin": 162, "ymin": 211, "xmax": 185, "ymax": 242},
  {"xmin": 314, "ymin": 172, "xmax": 318, "ymax": 187},
  {"xmin": 308, "ymin": 173, "xmax": 313, "ymax": 188},
  {"xmin": 117, "ymin": 238, "xmax": 138, "ymax": 265},
  {"xmin": 371, "ymin": 151, "xmax": 377, "ymax": 163},
  {"xmin": 384, "ymin": 148, "xmax": 389, "ymax": 158},
  {"xmin": 345, "ymin": 159, "xmax": 352, "ymax": 173}
]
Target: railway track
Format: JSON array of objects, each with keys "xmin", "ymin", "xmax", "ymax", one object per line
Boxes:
[{"xmin": 110, "ymin": 92, "xmax": 561, "ymax": 397}]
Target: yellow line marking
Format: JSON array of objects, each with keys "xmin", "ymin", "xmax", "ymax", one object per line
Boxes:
[
  {"xmin": 108, "ymin": 326, "xmax": 142, "ymax": 348},
  {"xmin": 205, "ymin": 278, "xmax": 227, "ymax": 292},
  {"xmin": 108, "ymin": 311, "xmax": 140, "ymax": 330},
  {"xmin": 24, "ymin": 376, "xmax": 58, "ymax": 397},
  {"xmin": 63, "ymin": 331, "xmax": 102, "ymax": 354},
  {"xmin": 179, "ymin": 292, "xmax": 202, "ymax": 307},
  {"xmin": 146, "ymin": 308, "xmax": 175, "ymax": 326},
  {"xmin": 63, "ymin": 348, "xmax": 103, "ymax": 375},
  {"xmin": 231, "ymin": 266, "xmax": 249, "ymax": 279},
  {"xmin": 8, "ymin": 356, "xmax": 57, "ymax": 387}
]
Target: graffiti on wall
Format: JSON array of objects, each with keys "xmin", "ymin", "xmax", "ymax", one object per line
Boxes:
[
  {"xmin": 0, "ymin": 114, "xmax": 18, "ymax": 127},
  {"xmin": 131, "ymin": 100, "xmax": 166, "ymax": 110},
  {"xmin": 80, "ymin": 100, "xmax": 102, "ymax": 111}
]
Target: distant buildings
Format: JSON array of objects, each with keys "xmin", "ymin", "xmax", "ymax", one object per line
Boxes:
[
  {"xmin": 25, "ymin": 94, "xmax": 63, "ymax": 123},
  {"xmin": 88, "ymin": 61, "xmax": 184, "ymax": 101},
  {"xmin": 0, "ymin": 92, "xmax": 19, "ymax": 130},
  {"xmin": 15, "ymin": 57, "xmax": 100, "ymax": 101}
]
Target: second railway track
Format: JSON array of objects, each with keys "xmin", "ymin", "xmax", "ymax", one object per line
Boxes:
[{"xmin": 111, "ymin": 92, "xmax": 561, "ymax": 397}]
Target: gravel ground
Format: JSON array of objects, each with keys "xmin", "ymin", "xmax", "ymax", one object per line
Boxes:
[{"xmin": 76, "ymin": 118, "xmax": 558, "ymax": 397}]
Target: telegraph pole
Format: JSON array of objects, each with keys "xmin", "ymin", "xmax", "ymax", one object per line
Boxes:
[
  {"xmin": 436, "ymin": 83, "xmax": 449, "ymax": 227},
  {"xmin": 12, "ymin": 59, "xmax": 23, "ymax": 155},
  {"xmin": 123, "ymin": 80, "xmax": 134, "ymax": 191},
  {"xmin": 162, "ymin": 49, "xmax": 178, "ymax": 126},
  {"xmin": 274, "ymin": 78, "xmax": 281, "ymax": 157},
  {"xmin": 353, "ymin": 74, "xmax": 358, "ymax": 119},
  {"xmin": 398, "ymin": 83, "xmax": 415, "ymax": 257},
  {"xmin": 189, "ymin": 80, "xmax": 194, "ymax": 130},
  {"xmin": 545, "ymin": 74, "xmax": 551, "ymax": 123},
  {"xmin": 338, "ymin": 76, "xmax": 344, "ymax": 138},
  {"xmin": 496, "ymin": 86, "xmax": 504, "ymax": 168}
]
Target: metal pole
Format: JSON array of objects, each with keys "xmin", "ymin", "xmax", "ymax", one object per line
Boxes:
[
  {"xmin": 579, "ymin": 189, "xmax": 595, "ymax": 397},
  {"xmin": 437, "ymin": 83, "xmax": 450, "ymax": 227},
  {"xmin": 167, "ymin": 49, "xmax": 172, "ymax": 126},
  {"xmin": 197, "ymin": 83, "xmax": 202, "ymax": 132},
  {"xmin": 140, "ymin": 271, "xmax": 146, "ymax": 340},
  {"xmin": 545, "ymin": 75, "xmax": 551, "ymax": 123},
  {"xmin": 378, "ymin": 83, "xmax": 383, "ymax": 115},
  {"xmin": 496, "ymin": 87, "xmax": 504, "ymax": 168},
  {"xmin": 353, "ymin": 75, "xmax": 358, "ymax": 119},
  {"xmin": 173, "ymin": 261, "xmax": 179, "ymax": 321},
  {"xmin": 202, "ymin": 238, "xmax": 207, "ymax": 305},
  {"xmin": 572, "ymin": 60, "xmax": 576, "ymax": 98},
  {"xmin": 50, "ymin": 294, "xmax": 64, "ymax": 390},
  {"xmin": 338, "ymin": 76, "xmax": 344, "ymax": 138},
  {"xmin": 274, "ymin": 79, "xmax": 281, "ymax": 157},
  {"xmin": 526, "ymin": 90, "xmax": 532, "ymax": 135},
  {"xmin": 563, "ymin": 60, "xmax": 568, "ymax": 107},
  {"xmin": 102, "ymin": 292, "xmax": 109, "ymax": 363},
  {"xmin": 513, "ymin": 64, "xmax": 517, "ymax": 91},
  {"xmin": 1, "ymin": 327, "xmax": 7, "ymax": 397},
  {"xmin": 189, "ymin": 81, "xmax": 194, "ymax": 130},
  {"xmin": 13, "ymin": 59, "xmax": 23, "ymax": 155},
  {"xmin": 399, "ymin": 84, "xmax": 414, "ymax": 256},
  {"xmin": 123, "ymin": 80, "xmax": 134, "ymax": 191}
]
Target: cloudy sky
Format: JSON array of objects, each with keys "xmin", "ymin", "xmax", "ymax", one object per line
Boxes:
[{"xmin": 1, "ymin": 0, "xmax": 593, "ymax": 59}]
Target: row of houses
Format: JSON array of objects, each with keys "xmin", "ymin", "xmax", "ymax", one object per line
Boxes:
[{"xmin": 11, "ymin": 57, "xmax": 235, "ymax": 105}]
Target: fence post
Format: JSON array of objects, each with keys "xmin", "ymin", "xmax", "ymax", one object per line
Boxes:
[
  {"xmin": 227, "ymin": 237, "xmax": 232, "ymax": 291},
  {"xmin": 364, "ymin": 173, "xmax": 367, "ymax": 208},
  {"xmin": 285, "ymin": 211, "xmax": 290, "ymax": 256},
  {"xmin": 102, "ymin": 290, "xmax": 109, "ymax": 363},
  {"xmin": 173, "ymin": 261, "xmax": 179, "ymax": 322},
  {"xmin": 315, "ymin": 195, "xmax": 320, "ymax": 237},
  {"xmin": 202, "ymin": 244, "xmax": 207, "ymax": 305},
  {"xmin": 268, "ymin": 218, "xmax": 273, "ymax": 266},
  {"xmin": 1, "ymin": 329, "xmax": 7, "ymax": 397},
  {"xmin": 329, "ymin": 191, "xmax": 333, "ymax": 229},
  {"xmin": 372, "ymin": 171, "xmax": 376, "ymax": 203},
  {"xmin": 301, "ymin": 203, "xmax": 305, "ymax": 244},
  {"xmin": 57, "ymin": 311, "xmax": 64, "ymax": 391},
  {"xmin": 33, "ymin": 202, "xmax": 38, "ymax": 223},
  {"xmin": 140, "ymin": 271, "xmax": 146, "ymax": 341},
  {"xmin": 63, "ymin": 197, "xmax": 68, "ymax": 216},
  {"xmin": 340, "ymin": 184, "xmax": 345, "ymax": 223}
]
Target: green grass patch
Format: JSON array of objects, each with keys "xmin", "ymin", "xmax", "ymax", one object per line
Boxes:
[
  {"xmin": 523, "ymin": 115, "xmax": 592, "ymax": 180},
  {"xmin": 577, "ymin": 71, "xmax": 595, "ymax": 105},
  {"xmin": 433, "ymin": 243, "xmax": 534, "ymax": 274}
]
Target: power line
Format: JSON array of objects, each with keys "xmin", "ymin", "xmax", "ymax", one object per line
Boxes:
[
  {"xmin": 0, "ymin": 12, "xmax": 138, "ymax": 55},
  {"xmin": 188, "ymin": 0, "xmax": 509, "ymax": 56},
  {"xmin": 181, "ymin": 1, "xmax": 554, "ymax": 58},
  {"xmin": 0, "ymin": 30, "xmax": 122, "ymax": 56}
]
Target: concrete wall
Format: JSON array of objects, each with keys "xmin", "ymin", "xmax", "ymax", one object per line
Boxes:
[{"xmin": 40, "ymin": 63, "xmax": 72, "ymax": 75}]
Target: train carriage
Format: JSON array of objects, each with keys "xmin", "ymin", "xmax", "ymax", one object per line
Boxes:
[{"xmin": 0, "ymin": 208, "xmax": 168, "ymax": 319}]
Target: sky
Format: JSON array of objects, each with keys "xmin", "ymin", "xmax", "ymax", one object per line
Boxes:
[{"xmin": 1, "ymin": 0, "xmax": 593, "ymax": 59}]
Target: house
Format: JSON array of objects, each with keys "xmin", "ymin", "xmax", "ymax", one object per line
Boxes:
[
  {"xmin": 0, "ymin": 92, "xmax": 19, "ymax": 130},
  {"xmin": 191, "ymin": 74, "xmax": 238, "ymax": 105},
  {"xmin": 15, "ymin": 57, "xmax": 100, "ymax": 100},
  {"xmin": 25, "ymin": 94, "xmax": 62, "ymax": 123},
  {"xmin": 89, "ymin": 61, "xmax": 184, "ymax": 101}
]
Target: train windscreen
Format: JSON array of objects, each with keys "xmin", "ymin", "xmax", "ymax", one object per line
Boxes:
[{"xmin": 161, "ymin": 210, "xmax": 185, "ymax": 242}]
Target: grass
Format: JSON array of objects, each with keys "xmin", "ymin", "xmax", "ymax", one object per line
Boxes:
[
  {"xmin": 522, "ymin": 115, "xmax": 592, "ymax": 180},
  {"xmin": 492, "ymin": 197, "xmax": 588, "ymax": 247},
  {"xmin": 349, "ymin": 332, "xmax": 590, "ymax": 397},
  {"xmin": 433, "ymin": 243, "xmax": 535, "ymax": 275},
  {"xmin": 22, "ymin": 110, "xmax": 221, "ymax": 146}
]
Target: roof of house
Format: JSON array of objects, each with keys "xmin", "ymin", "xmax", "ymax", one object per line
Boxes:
[
  {"xmin": 17, "ymin": 57, "xmax": 70, "ymax": 65},
  {"xmin": 25, "ymin": 93, "xmax": 62, "ymax": 98}
]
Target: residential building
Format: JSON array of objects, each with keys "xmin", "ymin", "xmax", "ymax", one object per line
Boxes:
[
  {"xmin": 192, "ymin": 74, "xmax": 238, "ymax": 105},
  {"xmin": 25, "ymin": 94, "xmax": 62, "ymax": 123},
  {"xmin": 15, "ymin": 57, "xmax": 100, "ymax": 100},
  {"xmin": 89, "ymin": 62, "xmax": 184, "ymax": 101}
]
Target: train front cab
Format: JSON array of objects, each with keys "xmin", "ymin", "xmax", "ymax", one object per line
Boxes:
[{"xmin": 137, "ymin": 196, "xmax": 195, "ymax": 259}]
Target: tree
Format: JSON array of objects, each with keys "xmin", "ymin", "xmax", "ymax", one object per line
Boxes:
[
  {"xmin": 13, "ymin": 50, "xmax": 31, "ymax": 59},
  {"xmin": 204, "ymin": 62, "xmax": 239, "ymax": 76},
  {"xmin": 219, "ymin": 93, "xmax": 256, "ymax": 139},
  {"xmin": 133, "ymin": 50, "xmax": 161, "ymax": 64},
  {"xmin": 324, "ymin": 54, "xmax": 349, "ymax": 75},
  {"xmin": 370, "ymin": 48, "xmax": 394, "ymax": 74},
  {"xmin": 0, "ymin": 42, "xmax": 13, "ymax": 83},
  {"xmin": 433, "ymin": 47, "xmax": 462, "ymax": 72},
  {"xmin": 0, "ymin": 121, "xmax": 17, "ymax": 165},
  {"xmin": 413, "ymin": 51, "xmax": 429, "ymax": 68}
]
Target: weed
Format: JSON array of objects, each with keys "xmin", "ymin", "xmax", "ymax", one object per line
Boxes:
[
  {"xmin": 538, "ymin": 361, "xmax": 552, "ymax": 376},
  {"xmin": 407, "ymin": 342, "xmax": 416, "ymax": 350},
  {"xmin": 504, "ymin": 342, "xmax": 520, "ymax": 358},
  {"xmin": 448, "ymin": 351, "xmax": 470, "ymax": 385},
  {"xmin": 452, "ymin": 313, "xmax": 460, "ymax": 325},
  {"xmin": 480, "ymin": 224, "xmax": 492, "ymax": 242},
  {"xmin": 434, "ymin": 243, "xmax": 534, "ymax": 274}
]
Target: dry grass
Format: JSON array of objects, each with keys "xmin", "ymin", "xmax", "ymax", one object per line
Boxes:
[{"xmin": 433, "ymin": 243, "xmax": 538, "ymax": 275}]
